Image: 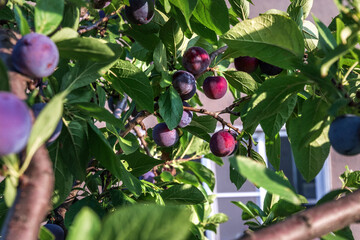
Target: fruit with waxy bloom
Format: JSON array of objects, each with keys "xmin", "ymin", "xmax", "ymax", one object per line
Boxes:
[
  {"xmin": 182, "ymin": 47, "xmax": 211, "ymax": 75},
  {"xmin": 202, "ymin": 76, "xmax": 228, "ymax": 100},
  {"xmin": 210, "ymin": 130, "xmax": 236, "ymax": 157},
  {"xmin": 152, "ymin": 122, "xmax": 179, "ymax": 147},
  {"xmin": 172, "ymin": 70, "xmax": 196, "ymax": 100}
]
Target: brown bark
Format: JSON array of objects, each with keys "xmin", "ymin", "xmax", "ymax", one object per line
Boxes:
[
  {"xmin": 0, "ymin": 28, "xmax": 55, "ymax": 240},
  {"xmin": 239, "ymin": 189, "xmax": 360, "ymax": 240}
]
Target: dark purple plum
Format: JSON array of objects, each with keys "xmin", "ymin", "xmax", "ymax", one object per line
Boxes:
[
  {"xmin": 259, "ymin": 61, "xmax": 283, "ymax": 76},
  {"xmin": 210, "ymin": 130, "xmax": 236, "ymax": 157},
  {"xmin": 178, "ymin": 102, "xmax": 193, "ymax": 128},
  {"xmin": 329, "ymin": 115, "xmax": 360, "ymax": 156},
  {"xmin": 229, "ymin": 130, "xmax": 238, "ymax": 155},
  {"xmin": 203, "ymin": 76, "xmax": 228, "ymax": 100},
  {"xmin": 0, "ymin": 92, "xmax": 32, "ymax": 156},
  {"xmin": 0, "ymin": 0, "xmax": 8, "ymax": 9},
  {"xmin": 182, "ymin": 47, "xmax": 211, "ymax": 75},
  {"xmin": 152, "ymin": 122, "xmax": 179, "ymax": 147},
  {"xmin": 172, "ymin": 70, "xmax": 196, "ymax": 100},
  {"xmin": 12, "ymin": 33, "xmax": 59, "ymax": 78},
  {"xmin": 44, "ymin": 224, "xmax": 65, "ymax": 240},
  {"xmin": 32, "ymin": 103, "xmax": 62, "ymax": 143},
  {"xmin": 234, "ymin": 56, "xmax": 259, "ymax": 73},
  {"xmin": 92, "ymin": 0, "xmax": 111, "ymax": 9},
  {"xmin": 125, "ymin": 0, "xmax": 155, "ymax": 25},
  {"xmin": 139, "ymin": 171, "xmax": 155, "ymax": 183},
  {"xmin": 99, "ymin": 10, "xmax": 106, "ymax": 18}
]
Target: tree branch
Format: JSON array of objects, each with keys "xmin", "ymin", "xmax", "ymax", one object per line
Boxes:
[
  {"xmin": 238, "ymin": 189, "xmax": 360, "ymax": 240},
  {"xmin": 120, "ymin": 110, "xmax": 151, "ymax": 138},
  {"xmin": 78, "ymin": 8, "xmax": 122, "ymax": 35}
]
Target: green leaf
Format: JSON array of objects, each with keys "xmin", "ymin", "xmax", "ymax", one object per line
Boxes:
[
  {"xmin": 221, "ymin": 14, "xmax": 304, "ymax": 69},
  {"xmin": 190, "ymin": 17, "xmax": 218, "ymax": 44},
  {"xmin": 161, "ymin": 184, "xmax": 206, "ymax": 204},
  {"xmin": 121, "ymin": 151, "xmax": 163, "ymax": 177},
  {"xmin": 303, "ymin": 20, "xmax": 319, "ymax": 52},
  {"xmin": 242, "ymin": 76, "xmax": 308, "ymax": 130},
  {"xmin": 184, "ymin": 115, "xmax": 217, "ymax": 142},
  {"xmin": 223, "ymin": 71, "xmax": 259, "ymax": 95},
  {"xmin": 183, "ymin": 161, "xmax": 215, "ymax": 191},
  {"xmin": 0, "ymin": 59, "xmax": 9, "ymax": 91},
  {"xmin": 73, "ymin": 102, "xmax": 124, "ymax": 129},
  {"xmin": 108, "ymin": 60, "xmax": 154, "ymax": 113},
  {"xmin": 169, "ymin": 0, "xmax": 198, "ymax": 30},
  {"xmin": 61, "ymin": 44, "xmax": 122, "ymax": 91},
  {"xmin": 316, "ymin": 189, "xmax": 350, "ymax": 206},
  {"xmin": 35, "ymin": 0, "xmax": 64, "ymax": 35},
  {"xmin": 65, "ymin": 197, "xmax": 105, "ymax": 229},
  {"xmin": 159, "ymin": 17, "xmax": 184, "ymax": 55},
  {"xmin": 175, "ymin": 172, "xmax": 199, "ymax": 186},
  {"xmin": 26, "ymin": 92, "xmax": 66, "ymax": 167},
  {"xmin": 0, "ymin": 7, "xmax": 14, "ymax": 21},
  {"xmin": 287, "ymin": 0, "xmax": 313, "ymax": 19},
  {"xmin": 204, "ymin": 153, "xmax": 223, "ymax": 166},
  {"xmin": 99, "ymin": 204, "xmax": 191, "ymax": 240},
  {"xmin": 51, "ymin": 28, "xmax": 79, "ymax": 43},
  {"xmin": 230, "ymin": 161, "xmax": 247, "ymax": 190},
  {"xmin": 321, "ymin": 44, "xmax": 355, "ymax": 77},
  {"xmin": 60, "ymin": 119, "xmax": 89, "ymax": 181},
  {"xmin": 159, "ymin": 87, "xmax": 183, "ymax": 130},
  {"xmin": 153, "ymin": 41, "xmax": 168, "ymax": 72},
  {"xmin": 228, "ymin": 0, "xmax": 249, "ymax": 21},
  {"xmin": 287, "ymin": 113, "xmax": 331, "ymax": 182},
  {"xmin": 48, "ymin": 142, "xmax": 74, "ymax": 209},
  {"xmin": 193, "ymin": 0, "xmax": 229, "ymax": 35},
  {"xmin": 231, "ymin": 201, "xmax": 256, "ymax": 220},
  {"xmin": 61, "ymin": 2, "xmax": 80, "ymax": 30},
  {"xmin": 88, "ymin": 123, "xmax": 142, "ymax": 196},
  {"xmin": 265, "ymin": 133, "xmax": 281, "ymax": 170},
  {"xmin": 14, "ymin": 5, "xmax": 30, "ymax": 36},
  {"xmin": 271, "ymin": 199, "xmax": 305, "ymax": 217},
  {"xmin": 4, "ymin": 177, "xmax": 17, "ymax": 207},
  {"xmin": 39, "ymin": 226, "xmax": 55, "ymax": 240},
  {"xmin": 229, "ymin": 156, "xmax": 303, "ymax": 204},
  {"xmin": 260, "ymin": 94, "xmax": 297, "ymax": 138},
  {"xmin": 56, "ymin": 38, "xmax": 119, "ymax": 61},
  {"xmin": 312, "ymin": 14, "xmax": 337, "ymax": 53},
  {"xmin": 118, "ymin": 134, "xmax": 139, "ymax": 155},
  {"xmin": 66, "ymin": 207, "xmax": 101, "ymax": 240}
]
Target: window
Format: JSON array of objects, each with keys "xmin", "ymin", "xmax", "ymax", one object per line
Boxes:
[{"xmin": 202, "ymin": 128, "xmax": 331, "ymax": 240}]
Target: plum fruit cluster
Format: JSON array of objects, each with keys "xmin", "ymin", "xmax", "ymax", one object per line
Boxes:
[
  {"xmin": 234, "ymin": 56, "xmax": 283, "ymax": 76},
  {"xmin": 44, "ymin": 224, "xmax": 65, "ymax": 240},
  {"xmin": 0, "ymin": 92, "xmax": 32, "ymax": 156},
  {"xmin": 125, "ymin": 0, "xmax": 155, "ymax": 25},
  {"xmin": 32, "ymin": 103, "xmax": 63, "ymax": 143},
  {"xmin": 210, "ymin": 130, "xmax": 237, "ymax": 157},
  {"xmin": 328, "ymin": 115, "xmax": 360, "ymax": 156},
  {"xmin": 12, "ymin": 33, "xmax": 59, "ymax": 78}
]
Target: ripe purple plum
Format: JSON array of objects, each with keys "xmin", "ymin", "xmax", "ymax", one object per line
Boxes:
[
  {"xmin": 178, "ymin": 102, "xmax": 193, "ymax": 128},
  {"xmin": 12, "ymin": 33, "xmax": 59, "ymax": 78},
  {"xmin": 152, "ymin": 122, "xmax": 179, "ymax": 147},
  {"xmin": 202, "ymin": 76, "xmax": 228, "ymax": 100},
  {"xmin": 259, "ymin": 61, "xmax": 283, "ymax": 76},
  {"xmin": 234, "ymin": 56, "xmax": 259, "ymax": 73},
  {"xmin": 140, "ymin": 171, "xmax": 155, "ymax": 183},
  {"xmin": 125, "ymin": 0, "xmax": 155, "ymax": 25},
  {"xmin": 44, "ymin": 224, "xmax": 65, "ymax": 240},
  {"xmin": 210, "ymin": 130, "xmax": 236, "ymax": 157},
  {"xmin": 32, "ymin": 103, "xmax": 63, "ymax": 143},
  {"xmin": 182, "ymin": 47, "xmax": 211, "ymax": 75},
  {"xmin": 172, "ymin": 70, "xmax": 196, "ymax": 100},
  {"xmin": 0, "ymin": 92, "xmax": 32, "ymax": 156}
]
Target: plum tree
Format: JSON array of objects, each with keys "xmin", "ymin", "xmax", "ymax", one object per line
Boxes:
[
  {"xmin": 259, "ymin": 60, "xmax": 283, "ymax": 76},
  {"xmin": 328, "ymin": 115, "xmax": 360, "ymax": 156},
  {"xmin": 92, "ymin": 0, "xmax": 111, "ymax": 9},
  {"xmin": 202, "ymin": 76, "xmax": 228, "ymax": 99},
  {"xmin": 234, "ymin": 56, "xmax": 259, "ymax": 73},
  {"xmin": 43, "ymin": 224, "xmax": 65, "ymax": 240},
  {"xmin": 209, "ymin": 130, "xmax": 236, "ymax": 157},
  {"xmin": 178, "ymin": 102, "xmax": 193, "ymax": 128},
  {"xmin": 172, "ymin": 70, "xmax": 196, "ymax": 100},
  {"xmin": 12, "ymin": 33, "xmax": 59, "ymax": 78},
  {"xmin": 152, "ymin": 122, "xmax": 179, "ymax": 147},
  {"xmin": 31, "ymin": 103, "xmax": 63, "ymax": 143},
  {"xmin": 0, "ymin": 92, "xmax": 32, "ymax": 156},
  {"xmin": 125, "ymin": 0, "xmax": 155, "ymax": 25},
  {"xmin": 182, "ymin": 47, "xmax": 211, "ymax": 75}
]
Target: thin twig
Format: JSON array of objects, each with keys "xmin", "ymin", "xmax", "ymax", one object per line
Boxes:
[
  {"xmin": 119, "ymin": 110, "xmax": 152, "ymax": 138},
  {"xmin": 134, "ymin": 126, "xmax": 152, "ymax": 157}
]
